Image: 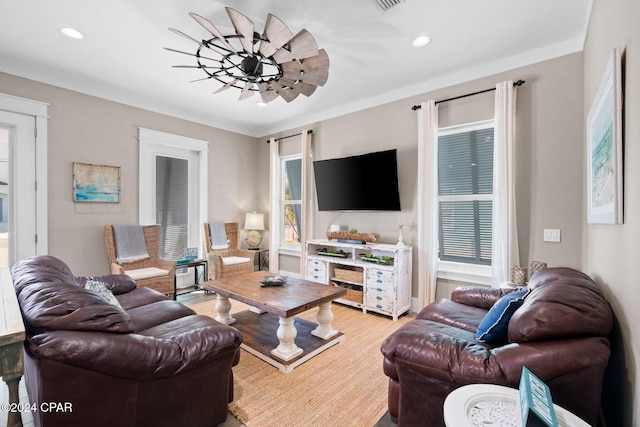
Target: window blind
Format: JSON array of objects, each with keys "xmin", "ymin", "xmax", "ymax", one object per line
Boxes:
[
  {"xmin": 156, "ymin": 155, "xmax": 188, "ymax": 260},
  {"xmin": 438, "ymin": 128, "xmax": 494, "ymax": 265}
]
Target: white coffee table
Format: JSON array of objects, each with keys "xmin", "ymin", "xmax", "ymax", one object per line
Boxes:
[{"xmin": 444, "ymin": 384, "xmax": 590, "ymax": 427}]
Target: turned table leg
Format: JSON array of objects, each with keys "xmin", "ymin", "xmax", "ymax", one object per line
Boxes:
[
  {"xmin": 271, "ymin": 316, "xmax": 303, "ymax": 361},
  {"xmin": 312, "ymin": 302, "xmax": 338, "ymax": 339},
  {"xmin": 214, "ymin": 294, "xmax": 236, "ymax": 325},
  {"xmin": 1, "ymin": 342, "xmax": 24, "ymax": 427}
]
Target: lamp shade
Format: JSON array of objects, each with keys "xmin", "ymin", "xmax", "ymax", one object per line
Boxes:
[{"xmin": 244, "ymin": 212, "xmax": 265, "ymax": 230}]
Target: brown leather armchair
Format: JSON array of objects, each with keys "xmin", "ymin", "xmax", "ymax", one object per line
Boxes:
[
  {"xmin": 381, "ymin": 267, "xmax": 613, "ymax": 426},
  {"xmin": 12, "ymin": 255, "xmax": 242, "ymax": 427}
]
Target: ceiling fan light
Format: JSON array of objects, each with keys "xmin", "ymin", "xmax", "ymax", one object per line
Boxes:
[
  {"xmin": 412, "ymin": 35, "xmax": 431, "ymax": 47},
  {"xmin": 256, "ymin": 100, "xmax": 268, "ymax": 107},
  {"xmin": 61, "ymin": 27, "xmax": 84, "ymax": 40}
]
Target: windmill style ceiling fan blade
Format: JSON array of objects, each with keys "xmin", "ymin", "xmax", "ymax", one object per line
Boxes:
[
  {"xmin": 282, "ymin": 49, "xmax": 329, "ymax": 86},
  {"xmin": 164, "ymin": 47, "xmax": 219, "ymax": 62},
  {"xmin": 168, "ymin": 28, "xmax": 203, "ymax": 46},
  {"xmin": 213, "ymin": 79, "xmax": 238, "ymax": 94},
  {"xmin": 257, "ymin": 82, "xmax": 279, "ymax": 103},
  {"xmin": 279, "ymin": 78, "xmax": 317, "ymax": 97},
  {"xmin": 239, "ymin": 82, "xmax": 255, "ymax": 100},
  {"xmin": 272, "ymin": 29, "xmax": 319, "ymax": 63},
  {"xmin": 189, "ymin": 13, "xmax": 236, "ymax": 53},
  {"xmin": 226, "ymin": 7, "xmax": 255, "ymax": 53},
  {"xmin": 270, "ymin": 81, "xmax": 300, "ymax": 103},
  {"xmin": 259, "ymin": 14, "xmax": 293, "ymax": 58}
]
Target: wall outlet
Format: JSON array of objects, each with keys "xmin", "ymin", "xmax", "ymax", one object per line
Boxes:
[{"xmin": 543, "ymin": 229, "xmax": 561, "ymax": 243}]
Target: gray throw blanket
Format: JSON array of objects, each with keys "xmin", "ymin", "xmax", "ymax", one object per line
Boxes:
[
  {"xmin": 209, "ymin": 222, "xmax": 229, "ymax": 249},
  {"xmin": 113, "ymin": 225, "xmax": 150, "ymax": 263}
]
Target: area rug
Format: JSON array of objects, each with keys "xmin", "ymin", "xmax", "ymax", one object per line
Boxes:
[{"xmin": 190, "ymin": 300, "xmax": 411, "ymax": 427}]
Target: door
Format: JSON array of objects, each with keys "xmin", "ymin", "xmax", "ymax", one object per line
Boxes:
[
  {"xmin": 0, "ymin": 110, "xmax": 37, "ymax": 267},
  {"xmin": 139, "ymin": 128, "xmax": 208, "ymax": 261}
]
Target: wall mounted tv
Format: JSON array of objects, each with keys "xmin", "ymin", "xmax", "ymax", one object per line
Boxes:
[{"xmin": 313, "ymin": 149, "xmax": 401, "ymax": 211}]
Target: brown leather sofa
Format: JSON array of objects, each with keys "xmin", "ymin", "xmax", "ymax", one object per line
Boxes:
[
  {"xmin": 381, "ymin": 267, "xmax": 613, "ymax": 426},
  {"xmin": 11, "ymin": 255, "xmax": 243, "ymax": 427}
]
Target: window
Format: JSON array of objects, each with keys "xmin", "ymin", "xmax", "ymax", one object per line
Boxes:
[
  {"xmin": 139, "ymin": 128, "xmax": 208, "ymax": 262},
  {"xmin": 282, "ymin": 156, "xmax": 302, "ymax": 249},
  {"xmin": 438, "ymin": 121, "xmax": 494, "ymax": 265},
  {"xmin": 155, "ymin": 155, "xmax": 188, "ymax": 260}
]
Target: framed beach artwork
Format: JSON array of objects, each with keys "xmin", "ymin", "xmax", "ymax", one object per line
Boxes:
[
  {"xmin": 587, "ymin": 47, "xmax": 623, "ymax": 224},
  {"xmin": 73, "ymin": 162, "xmax": 121, "ymax": 203}
]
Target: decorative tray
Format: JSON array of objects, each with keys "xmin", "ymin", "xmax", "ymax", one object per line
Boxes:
[
  {"xmin": 317, "ymin": 249, "xmax": 348, "ymax": 258},
  {"xmin": 260, "ymin": 276, "xmax": 287, "ymax": 287},
  {"xmin": 360, "ymin": 255, "xmax": 394, "ymax": 265}
]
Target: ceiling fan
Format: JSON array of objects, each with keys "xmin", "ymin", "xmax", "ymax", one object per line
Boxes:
[{"xmin": 166, "ymin": 7, "xmax": 329, "ymax": 104}]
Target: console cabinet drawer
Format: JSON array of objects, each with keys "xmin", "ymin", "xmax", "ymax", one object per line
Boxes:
[{"xmin": 306, "ymin": 259, "xmax": 327, "ymax": 283}]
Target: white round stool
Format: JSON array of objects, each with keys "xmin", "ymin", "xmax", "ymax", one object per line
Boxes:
[{"xmin": 443, "ymin": 384, "xmax": 591, "ymax": 427}]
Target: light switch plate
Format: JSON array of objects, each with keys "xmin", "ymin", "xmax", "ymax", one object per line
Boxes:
[{"xmin": 543, "ymin": 229, "xmax": 561, "ymax": 243}]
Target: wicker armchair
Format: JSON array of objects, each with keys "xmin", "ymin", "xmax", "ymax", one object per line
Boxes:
[
  {"xmin": 203, "ymin": 222, "xmax": 255, "ymax": 280},
  {"xmin": 104, "ymin": 224, "xmax": 176, "ymax": 298}
]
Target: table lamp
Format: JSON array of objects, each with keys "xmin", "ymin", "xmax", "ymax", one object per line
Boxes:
[{"xmin": 244, "ymin": 212, "xmax": 265, "ymax": 249}]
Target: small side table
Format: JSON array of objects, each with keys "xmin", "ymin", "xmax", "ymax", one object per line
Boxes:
[
  {"xmin": 443, "ymin": 384, "xmax": 590, "ymax": 427},
  {"xmin": 174, "ymin": 259, "xmax": 208, "ymax": 299},
  {"xmin": 257, "ymin": 249, "xmax": 269, "ymax": 271}
]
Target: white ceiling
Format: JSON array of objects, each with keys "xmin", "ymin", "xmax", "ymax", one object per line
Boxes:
[{"xmin": 0, "ymin": 0, "xmax": 592, "ymax": 137}]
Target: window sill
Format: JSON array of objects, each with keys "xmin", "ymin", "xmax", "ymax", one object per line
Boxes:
[
  {"xmin": 278, "ymin": 246, "xmax": 301, "ymax": 257},
  {"xmin": 437, "ymin": 260, "xmax": 491, "ymax": 286}
]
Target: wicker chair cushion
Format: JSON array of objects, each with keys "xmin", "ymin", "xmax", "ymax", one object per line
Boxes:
[
  {"xmin": 125, "ymin": 267, "xmax": 170, "ymax": 280},
  {"xmin": 222, "ymin": 256, "xmax": 251, "ymax": 266}
]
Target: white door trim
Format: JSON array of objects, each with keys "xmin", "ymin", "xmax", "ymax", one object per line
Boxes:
[
  {"xmin": 138, "ymin": 128, "xmax": 208, "ymax": 254},
  {"xmin": 0, "ymin": 93, "xmax": 48, "ymax": 260}
]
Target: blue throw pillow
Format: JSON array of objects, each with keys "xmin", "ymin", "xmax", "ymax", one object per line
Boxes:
[{"xmin": 476, "ymin": 289, "xmax": 529, "ymax": 345}]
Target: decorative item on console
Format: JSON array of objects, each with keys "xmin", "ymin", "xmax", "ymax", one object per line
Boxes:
[{"xmin": 326, "ymin": 228, "xmax": 379, "ymax": 244}]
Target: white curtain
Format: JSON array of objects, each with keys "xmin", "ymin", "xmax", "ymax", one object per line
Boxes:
[
  {"xmin": 299, "ymin": 130, "xmax": 313, "ymax": 274},
  {"xmin": 491, "ymin": 81, "xmax": 519, "ymax": 287},
  {"xmin": 268, "ymin": 137, "xmax": 280, "ymax": 273},
  {"xmin": 417, "ymin": 100, "xmax": 439, "ymax": 309}
]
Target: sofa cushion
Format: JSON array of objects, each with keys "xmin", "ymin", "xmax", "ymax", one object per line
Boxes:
[
  {"xmin": 126, "ymin": 299, "xmax": 196, "ymax": 332},
  {"xmin": 17, "ymin": 282, "xmax": 134, "ymax": 334},
  {"xmin": 417, "ymin": 299, "xmax": 488, "ymax": 332},
  {"xmin": 476, "ymin": 288, "xmax": 528, "ymax": 345},
  {"xmin": 125, "ymin": 267, "xmax": 170, "ymax": 280},
  {"xmin": 223, "ymin": 256, "xmax": 251, "ymax": 266},
  {"xmin": 509, "ymin": 268, "xmax": 613, "ymax": 342}
]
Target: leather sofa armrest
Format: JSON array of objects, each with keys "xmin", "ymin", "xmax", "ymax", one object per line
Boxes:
[
  {"xmin": 28, "ymin": 322, "xmax": 243, "ymax": 380},
  {"xmin": 383, "ymin": 320, "xmax": 611, "ymax": 385},
  {"xmin": 451, "ymin": 286, "xmax": 516, "ymax": 310}
]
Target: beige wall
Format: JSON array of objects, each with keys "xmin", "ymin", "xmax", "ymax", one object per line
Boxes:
[
  {"xmin": 583, "ymin": 1, "xmax": 639, "ymax": 425},
  {"xmin": 265, "ymin": 53, "xmax": 585, "ymax": 300},
  {"xmin": 0, "ymin": 72, "xmax": 260, "ymax": 277}
]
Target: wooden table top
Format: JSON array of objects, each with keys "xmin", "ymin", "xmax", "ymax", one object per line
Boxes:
[
  {"xmin": 202, "ymin": 271, "xmax": 346, "ymax": 318},
  {"xmin": 1, "ymin": 268, "xmax": 25, "ymax": 347}
]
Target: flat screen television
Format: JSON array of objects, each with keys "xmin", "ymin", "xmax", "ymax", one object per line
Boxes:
[{"xmin": 313, "ymin": 149, "xmax": 401, "ymax": 211}]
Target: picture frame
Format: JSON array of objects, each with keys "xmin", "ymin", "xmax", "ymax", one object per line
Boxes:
[
  {"xmin": 73, "ymin": 162, "xmax": 121, "ymax": 203},
  {"xmin": 586, "ymin": 47, "xmax": 623, "ymax": 224}
]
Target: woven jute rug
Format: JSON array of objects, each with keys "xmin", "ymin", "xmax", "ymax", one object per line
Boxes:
[{"xmin": 190, "ymin": 300, "xmax": 411, "ymax": 427}]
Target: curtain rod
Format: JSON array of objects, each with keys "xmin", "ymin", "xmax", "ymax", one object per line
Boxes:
[
  {"xmin": 265, "ymin": 129, "xmax": 313, "ymax": 143},
  {"xmin": 411, "ymin": 79, "xmax": 525, "ymax": 111}
]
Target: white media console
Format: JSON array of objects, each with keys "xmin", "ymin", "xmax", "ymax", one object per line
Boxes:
[{"xmin": 304, "ymin": 239, "xmax": 412, "ymax": 321}]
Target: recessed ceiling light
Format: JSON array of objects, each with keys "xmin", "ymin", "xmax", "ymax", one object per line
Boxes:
[
  {"xmin": 412, "ymin": 35, "xmax": 431, "ymax": 47},
  {"xmin": 256, "ymin": 101, "xmax": 268, "ymax": 107},
  {"xmin": 61, "ymin": 27, "xmax": 84, "ymax": 40}
]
